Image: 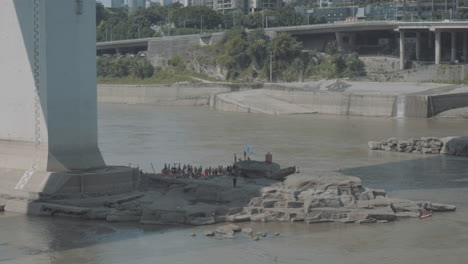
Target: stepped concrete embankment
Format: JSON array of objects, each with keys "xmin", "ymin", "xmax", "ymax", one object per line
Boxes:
[
  {"xmin": 214, "ymin": 81, "xmax": 468, "ymax": 118},
  {"xmin": 213, "ymin": 88, "xmax": 397, "ymax": 116}
]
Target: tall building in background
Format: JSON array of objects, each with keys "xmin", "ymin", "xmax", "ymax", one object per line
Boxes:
[
  {"xmin": 126, "ymin": 0, "xmax": 146, "ymax": 11},
  {"xmin": 98, "ymin": 0, "xmax": 125, "ymax": 8},
  {"xmin": 249, "ymin": 0, "xmax": 281, "ymax": 12}
]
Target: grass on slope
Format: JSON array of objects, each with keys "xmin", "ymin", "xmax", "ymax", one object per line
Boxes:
[{"xmin": 98, "ymin": 68, "xmax": 217, "ymax": 85}]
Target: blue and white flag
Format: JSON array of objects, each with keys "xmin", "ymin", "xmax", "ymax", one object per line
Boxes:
[{"xmin": 244, "ymin": 144, "xmax": 254, "ymax": 153}]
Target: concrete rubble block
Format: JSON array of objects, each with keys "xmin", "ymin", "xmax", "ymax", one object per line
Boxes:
[
  {"xmin": 204, "ymin": 230, "xmax": 215, "ymax": 237},
  {"xmin": 226, "ymin": 214, "xmax": 251, "ymax": 222},
  {"xmin": 285, "ymin": 209, "xmax": 305, "ymax": 222},
  {"xmin": 366, "ymin": 206, "xmax": 397, "ymax": 221},
  {"xmin": 261, "ymin": 210, "xmax": 286, "ymax": 222},
  {"xmin": 397, "ymin": 140, "xmax": 411, "ymax": 152},
  {"xmin": 286, "ymin": 201, "xmax": 304, "ymax": 208},
  {"xmin": 395, "ymin": 211, "xmax": 420, "ymax": 218},
  {"xmin": 248, "ymin": 197, "xmax": 263, "ymax": 207},
  {"xmin": 262, "ymin": 200, "xmax": 278, "ymax": 208},
  {"xmin": 304, "ymin": 196, "xmax": 343, "ymax": 209},
  {"xmin": 389, "ymin": 199, "xmax": 421, "ymax": 213},
  {"xmin": 339, "ymin": 195, "xmax": 356, "ymax": 208},
  {"xmin": 106, "ymin": 209, "xmax": 141, "ymax": 222},
  {"xmin": 325, "ymin": 185, "xmax": 339, "ymax": 195},
  {"xmin": 216, "ymin": 224, "xmax": 241, "ymax": 234},
  {"xmin": 357, "ymin": 218, "xmax": 377, "ymax": 224},
  {"xmin": 356, "ymin": 195, "xmax": 389, "ymax": 208},
  {"xmin": 368, "ymin": 141, "xmax": 382, "ymax": 150},
  {"xmin": 347, "ymin": 210, "xmax": 370, "ymax": 222},
  {"xmin": 243, "ymin": 207, "xmax": 261, "ymax": 215},
  {"xmin": 250, "ymin": 213, "xmax": 267, "ymax": 222},
  {"xmin": 241, "ymin": 227, "xmax": 253, "ymax": 235},
  {"xmin": 4, "ymin": 200, "xmax": 48, "ymax": 216},
  {"xmin": 222, "ymin": 231, "xmax": 235, "ymax": 239},
  {"xmin": 306, "ymin": 208, "xmax": 351, "ymax": 223},
  {"xmin": 429, "ymin": 203, "xmax": 456, "ymax": 212},
  {"xmin": 140, "ymin": 209, "xmax": 186, "ymax": 225},
  {"xmin": 228, "ymin": 207, "xmax": 243, "ymax": 215},
  {"xmin": 338, "ymin": 186, "xmax": 352, "ymax": 196},
  {"xmin": 86, "ymin": 208, "xmax": 109, "ymax": 220},
  {"xmin": 273, "ymin": 200, "xmax": 286, "ymax": 208}
]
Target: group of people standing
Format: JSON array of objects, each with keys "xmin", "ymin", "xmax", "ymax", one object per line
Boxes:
[{"xmin": 161, "ymin": 163, "xmax": 238, "ymax": 180}]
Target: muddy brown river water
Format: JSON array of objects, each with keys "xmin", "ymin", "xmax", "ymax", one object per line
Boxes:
[{"xmin": 1, "ymin": 104, "xmax": 468, "ymax": 264}]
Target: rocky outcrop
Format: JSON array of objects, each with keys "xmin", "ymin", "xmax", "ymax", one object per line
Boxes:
[
  {"xmin": 8, "ymin": 173, "xmax": 455, "ymax": 227},
  {"xmin": 368, "ymin": 136, "xmax": 468, "ymax": 156},
  {"xmin": 225, "ymin": 174, "xmax": 455, "ymax": 224}
]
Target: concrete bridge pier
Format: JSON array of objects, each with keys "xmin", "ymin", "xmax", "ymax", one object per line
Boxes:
[
  {"xmin": 400, "ymin": 31, "xmax": 406, "ymax": 70},
  {"xmin": 451, "ymin": 32, "xmax": 457, "ymax": 62},
  {"xmin": 435, "ymin": 31, "xmax": 441, "ymax": 65},
  {"xmin": 416, "ymin": 32, "xmax": 421, "ymax": 61},
  {"xmin": 0, "ymin": 0, "xmax": 137, "ymax": 204},
  {"xmin": 464, "ymin": 33, "xmax": 468, "ymax": 61}
]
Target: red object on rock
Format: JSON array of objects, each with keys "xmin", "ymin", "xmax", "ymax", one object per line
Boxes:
[{"xmin": 265, "ymin": 152, "xmax": 272, "ymax": 163}]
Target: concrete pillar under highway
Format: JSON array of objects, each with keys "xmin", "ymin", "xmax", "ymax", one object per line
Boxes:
[
  {"xmin": 400, "ymin": 31, "xmax": 405, "ymax": 70},
  {"xmin": 428, "ymin": 32, "xmax": 433, "ymax": 49},
  {"xmin": 451, "ymin": 32, "xmax": 457, "ymax": 62},
  {"xmin": 335, "ymin": 32, "xmax": 343, "ymax": 49},
  {"xmin": 464, "ymin": 32, "xmax": 468, "ymax": 62},
  {"xmin": 435, "ymin": 31, "xmax": 441, "ymax": 65},
  {"xmin": 416, "ymin": 32, "xmax": 421, "ymax": 61}
]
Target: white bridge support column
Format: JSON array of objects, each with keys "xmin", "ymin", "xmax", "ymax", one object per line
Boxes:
[
  {"xmin": 0, "ymin": 0, "xmax": 136, "ymax": 198},
  {"xmin": 416, "ymin": 32, "xmax": 421, "ymax": 61},
  {"xmin": 400, "ymin": 31, "xmax": 406, "ymax": 70},
  {"xmin": 435, "ymin": 31, "xmax": 441, "ymax": 65},
  {"xmin": 451, "ymin": 32, "xmax": 457, "ymax": 62}
]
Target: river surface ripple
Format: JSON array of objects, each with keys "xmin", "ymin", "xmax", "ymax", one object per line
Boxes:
[{"xmin": 1, "ymin": 104, "xmax": 468, "ymax": 264}]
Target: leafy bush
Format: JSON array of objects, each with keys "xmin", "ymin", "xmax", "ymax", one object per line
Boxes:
[{"xmin": 97, "ymin": 56, "xmax": 154, "ymax": 79}]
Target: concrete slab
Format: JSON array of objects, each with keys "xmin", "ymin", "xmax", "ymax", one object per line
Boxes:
[{"xmin": 4, "ymin": 200, "xmax": 44, "ymax": 215}]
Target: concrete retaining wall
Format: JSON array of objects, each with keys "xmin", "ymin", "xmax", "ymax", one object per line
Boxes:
[
  {"xmin": 98, "ymin": 84, "xmax": 230, "ymax": 106},
  {"xmin": 428, "ymin": 92, "xmax": 468, "ymax": 117},
  {"xmin": 263, "ymin": 88, "xmax": 396, "ymax": 117},
  {"xmin": 360, "ymin": 56, "xmax": 401, "ymax": 73},
  {"xmin": 97, "ymin": 83, "xmax": 264, "ymax": 106},
  {"xmin": 367, "ymin": 64, "xmax": 468, "ymax": 82}
]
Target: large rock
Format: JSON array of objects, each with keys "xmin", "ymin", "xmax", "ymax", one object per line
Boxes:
[
  {"xmin": 368, "ymin": 141, "xmax": 381, "ymax": 150},
  {"xmin": 216, "ymin": 224, "xmax": 241, "ymax": 234},
  {"xmin": 440, "ymin": 136, "xmax": 468, "ymax": 156}
]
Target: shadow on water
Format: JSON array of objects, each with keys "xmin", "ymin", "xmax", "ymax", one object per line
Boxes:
[{"xmin": 343, "ymin": 155, "xmax": 468, "ymax": 191}]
